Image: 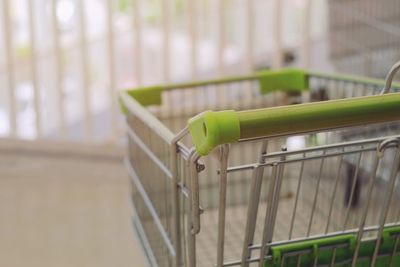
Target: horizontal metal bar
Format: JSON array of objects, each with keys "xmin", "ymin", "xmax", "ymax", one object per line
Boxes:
[
  {"xmin": 262, "ymin": 135, "xmax": 400, "ymax": 159},
  {"xmin": 125, "ymin": 158, "xmax": 176, "ymax": 257},
  {"xmin": 127, "ymin": 126, "xmax": 173, "ymax": 179},
  {"xmin": 131, "ymin": 213, "xmax": 159, "ymax": 267},
  {"xmin": 261, "ymin": 147, "xmax": 375, "ymax": 166},
  {"xmin": 120, "ymin": 92, "xmax": 175, "ymax": 142}
]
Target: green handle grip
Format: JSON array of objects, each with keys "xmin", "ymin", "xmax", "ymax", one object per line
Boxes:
[{"xmin": 188, "ymin": 93, "xmax": 400, "ymax": 155}]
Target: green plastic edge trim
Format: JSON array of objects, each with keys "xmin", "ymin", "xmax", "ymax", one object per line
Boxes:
[
  {"xmin": 119, "ymin": 68, "xmax": 400, "ymax": 109},
  {"xmin": 188, "ymin": 110, "xmax": 240, "ymax": 156},
  {"xmin": 124, "ymin": 86, "xmax": 164, "ymax": 107},
  {"xmin": 258, "ymin": 68, "xmax": 309, "ymax": 94},
  {"xmin": 269, "ymin": 234, "xmax": 355, "ymax": 267},
  {"xmin": 119, "ymin": 69, "xmax": 309, "ymax": 108},
  {"xmin": 265, "ymin": 226, "xmax": 400, "ymax": 267}
]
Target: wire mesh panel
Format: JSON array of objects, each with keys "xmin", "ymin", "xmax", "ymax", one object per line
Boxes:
[
  {"xmin": 121, "ymin": 67, "xmax": 400, "ymax": 267},
  {"xmin": 329, "ymin": 0, "xmax": 400, "ymax": 77}
]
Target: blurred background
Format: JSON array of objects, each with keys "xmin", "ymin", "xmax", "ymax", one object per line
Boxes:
[{"xmin": 0, "ymin": 0, "xmax": 399, "ymax": 266}]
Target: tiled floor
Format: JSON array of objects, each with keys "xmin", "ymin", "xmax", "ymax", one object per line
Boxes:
[{"xmin": 0, "ymin": 140, "xmax": 146, "ymax": 267}]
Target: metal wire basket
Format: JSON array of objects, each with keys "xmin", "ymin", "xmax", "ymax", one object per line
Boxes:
[{"xmin": 120, "ymin": 62, "xmax": 400, "ymax": 267}]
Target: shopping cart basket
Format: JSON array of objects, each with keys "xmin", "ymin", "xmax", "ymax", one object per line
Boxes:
[{"xmin": 120, "ymin": 62, "xmax": 400, "ymax": 267}]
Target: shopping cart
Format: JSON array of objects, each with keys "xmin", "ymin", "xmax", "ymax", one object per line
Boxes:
[{"xmin": 120, "ymin": 62, "xmax": 400, "ymax": 267}]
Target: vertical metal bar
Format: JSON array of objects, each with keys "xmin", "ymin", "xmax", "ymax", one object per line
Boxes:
[
  {"xmin": 51, "ymin": 0, "xmax": 66, "ymax": 138},
  {"xmin": 258, "ymin": 160, "xmax": 285, "ymax": 267},
  {"xmin": 371, "ymin": 147, "xmax": 400, "ymax": 266},
  {"xmin": 330, "ymin": 247, "xmax": 337, "ymax": 267},
  {"xmin": 77, "ymin": 0, "xmax": 91, "ymax": 139},
  {"xmin": 240, "ymin": 141, "xmax": 268, "ymax": 267},
  {"xmin": 390, "ymin": 236, "xmax": 400, "ymax": 267},
  {"xmin": 342, "ymin": 152, "xmax": 363, "ymax": 230},
  {"xmin": 106, "ymin": 0, "xmax": 117, "ymax": 140},
  {"xmin": 132, "ymin": 0, "xmax": 142, "ymax": 85},
  {"xmin": 170, "ymin": 129, "xmax": 188, "ymax": 267},
  {"xmin": 273, "ymin": 0, "xmax": 283, "ymax": 68},
  {"xmin": 296, "ymin": 254, "xmax": 302, "ymax": 267},
  {"xmin": 188, "ymin": 0, "xmax": 197, "ymax": 79},
  {"xmin": 325, "ymin": 153, "xmax": 344, "ymax": 234},
  {"xmin": 302, "ymin": 0, "xmax": 311, "ymax": 68},
  {"xmin": 288, "ymin": 154, "xmax": 305, "ymax": 239},
  {"xmin": 2, "ymin": 0, "xmax": 17, "ymax": 137},
  {"xmin": 307, "ymin": 153, "xmax": 326, "ymax": 237},
  {"xmin": 351, "ymin": 154, "xmax": 380, "ymax": 267},
  {"xmin": 27, "ymin": 0, "xmax": 42, "ymax": 138},
  {"xmin": 280, "ymin": 255, "xmax": 286, "ymax": 267},
  {"xmin": 186, "ymin": 154, "xmax": 196, "ymax": 267},
  {"xmin": 216, "ymin": 144, "xmax": 230, "ymax": 267},
  {"xmin": 313, "ymin": 253, "xmax": 319, "ymax": 267},
  {"xmin": 189, "ymin": 151, "xmax": 201, "ymax": 235}
]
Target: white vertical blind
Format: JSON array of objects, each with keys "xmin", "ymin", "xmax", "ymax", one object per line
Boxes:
[
  {"xmin": 133, "ymin": 0, "xmax": 143, "ymax": 86},
  {"xmin": 273, "ymin": 0, "xmax": 283, "ymax": 68},
  {"xmin": 27, "ymin": 0, "xmax": 42, "ymax": 138},
  {"xmin": 2, "ymin": 0, "xmax": 17, "ymax": 137},
  {"xmin": 302, "ymin": 0, "xmax": 312, "ymax": 68},
  {"xmin": 0, "ymin": 0, "xmax": 325, "ymax": 143},
  {"xmin": 245, "ymin": 0, "xmax": 254, "ymax": 72},
  {"xmin": 106, "ymin": 0, "xmax": 117, "ymax": 140},
  {"xmin": 188, "ymin": 0, "xmax": 198, "ymax": 79},
  {"xmin": 51, "ymin": 0, "xmax": 66, "ymax": 138},
  {"xmin": 77, "ymin": 0, "xmax": 91, "ymax": 139},
  {"xmin": 217, "ymin": 0, "xmax": 226, "ymax": 76}
]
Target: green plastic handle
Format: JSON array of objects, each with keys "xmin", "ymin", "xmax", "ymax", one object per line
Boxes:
[{"xmin": 188, "ymin": 93, "xmax": 400, "ymax": 155}]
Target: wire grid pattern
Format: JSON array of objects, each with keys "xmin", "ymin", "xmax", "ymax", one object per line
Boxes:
[
  {"xmin": 195, "ymin": 150, "xmax": 400, "ymax": 267},
  {"xmin": 126, "ymin": 73, "xmax": 400, "ymax": 267},
  {"xmin": 329, "ymin": 0, "xmax": 400, "ymax": 77}
]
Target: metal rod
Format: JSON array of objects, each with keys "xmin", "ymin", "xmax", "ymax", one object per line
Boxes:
[
  {"xmin": 189, "ymin": 150, "xmax": 201, "ymax": 234},
  {"xmin": 127, "ymin": 126, "xmax": 173, "ymax": 178},
  {"xmin": 330, "ymin": 247, "xmax": 337, "ymax": 267},
  {"xmin": 390, "ymin": 236, "xmax": 400, "ymax": 267},
  {"xmin": 240, "ymin": 141, "xmax": 268, "ymax": 267},
  {"xmin": 307, "ymin": 152, "xmax": 326, "ymax": 236},
  {"xmin": 217, "ymin": 144, "xmax": 230, "ymax": 267},
  {"xmin": 325, "ymin": 152, "xmax": 344, "ymax": 233},
  {"xmin": 288, "ymin": 153, "xmax": 306, "ymax": 239},
  {"xmin": 342, "ymin": 152, "xmax": 363, "ymax": 230},
  {"xmin": 258, "ymin": 147, "xmax": 286, "ymax": 267},
  {"xmin": 371, "ymin": 146, "xmax": 400, "ymax": 266},
  {"xmin": 125, "ymin": 158, "xmax": 176, "ymax": 256},
  {"xmin": 351, "ymin": 153, "xmax": 380, "ymax": 267},
  {"xmin": 382, "ymin": 61, "xmax": 400, "ymax": 94}
]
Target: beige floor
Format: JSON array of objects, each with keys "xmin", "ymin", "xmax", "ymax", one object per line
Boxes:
[{"xmin": 0, "ymin": 140, "xmax": 146, "ymax": 267}]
